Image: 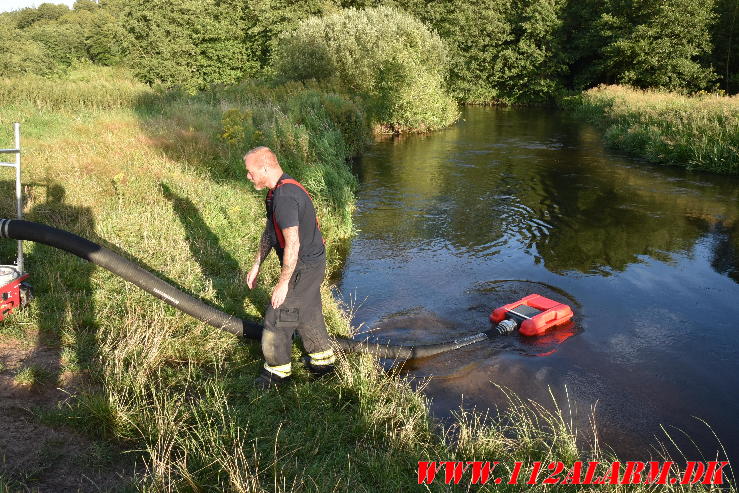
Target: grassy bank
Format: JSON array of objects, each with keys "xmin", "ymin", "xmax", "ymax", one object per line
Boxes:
[
  {"xmin": 564, "ymin": 85, "xmax": 739, "ymax": 174},
  {"xmin": 0, "ymin": 71, "xmax": 733, "ymax": 491}
]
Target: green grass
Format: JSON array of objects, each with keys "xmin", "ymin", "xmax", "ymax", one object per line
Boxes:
[
  {"xmin": 0, "ymin": 70, "xmax": 734, "ymax": 491},
  {"xmin": 13, "ymin": 364, "xmax": 56, "ymax": 387},
  {"xmin": 563, "ymin": 85, "xmax": 739, "ymax": 174}
]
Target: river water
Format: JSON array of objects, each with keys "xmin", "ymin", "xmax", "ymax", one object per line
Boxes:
[{"xmin": 337, "ymin": 106, "xmax": 739, "ymax": 463}]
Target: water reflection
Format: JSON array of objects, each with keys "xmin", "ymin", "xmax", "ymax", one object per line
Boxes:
[
  {"xmin": 339, "ymin": 106, "xmax": 739, "ymax": 463},
  {"xmin": 710, "ymin": 221, "xmax": 739, "ymax": 282},
  {"xmin": 354, "ymin": 108, "xmax": 738, "ymax": 275}
]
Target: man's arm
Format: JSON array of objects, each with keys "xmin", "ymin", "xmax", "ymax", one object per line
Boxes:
[
  {"xmin": 246, "ymin": 222, "xmax": 273, "ymax": 289},
  {"xmin": 254, "ymin": 222, "xmax": 273, "ymax": 266},
  {"xmin": 271, "ymin": 225, "xmax": 299, "ymax": 308}
]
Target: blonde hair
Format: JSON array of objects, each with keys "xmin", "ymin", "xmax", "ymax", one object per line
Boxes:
[{"xmin": 244, "ymin": 146, "xmax": 279, "ymax": 170}]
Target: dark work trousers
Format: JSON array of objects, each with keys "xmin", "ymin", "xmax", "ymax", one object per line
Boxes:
[{"xmin": 262, "ymin": 257, "xmax": 331, "ymax": 368}]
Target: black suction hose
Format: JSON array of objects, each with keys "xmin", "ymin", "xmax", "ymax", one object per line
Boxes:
[
  {"xmin": 0, "ymin": 219, "xmax": 489, "ymax": 359},
  {"xmin": 333, "ymin": 331, "xmax": 489, "ymax": 359},
  {"xmin": 0, "ymin": 219, "xmax": 258, "ymax": 338}
]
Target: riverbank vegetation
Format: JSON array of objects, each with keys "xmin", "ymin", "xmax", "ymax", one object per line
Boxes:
[
  {"xmin": 2, "ymin": 0, "xmax": 737, "ymax": 169},
  {"xmin": 565, "ymin": 85, "xmax": 739, "ymax": 174}
]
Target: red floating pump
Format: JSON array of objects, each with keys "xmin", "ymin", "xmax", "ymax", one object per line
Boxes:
[{"xmin": 490, "ymin": 293, "xmax": 573, "ymax": 336}]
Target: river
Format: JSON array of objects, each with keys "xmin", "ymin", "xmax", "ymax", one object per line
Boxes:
[{"xmin": 337, "ymin": 106, "xmax": 739, "ymax": 463}]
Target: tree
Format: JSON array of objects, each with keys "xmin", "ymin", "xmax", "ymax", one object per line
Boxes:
[
  {"xmin": 26, "ymin": 19, "xmax": 87, "ymax": 71},
  {"xmin": 401, "ymin": 0, "xmax": 512, "ymax": 102},
  {"xmin": 598, "ymin": 0, "xmax": 717, "ymax": 91},
  {"xmin": 492, "ymin": 0, "xmax": 568, "ymax": 102},
  {"xmin": 85, "ymin": 11, "xmax": 127, "ymax": 65},
  {"xmin": 712, "ymin": 0, "xmax": 739, "ymax": 93},
  {"xmin": 123, "ymin": 0, "xmax": 254, "ymax": 90},
  {"xmin": 0, "ymin": 31, "xmax": 61, "ymax": 77},
  {"xmin": 560, "ymin": 0, "xmax": 608, "ymax": 90},
  {"xmin": 394, "ymin": 0, "xmax": 566, "ymax": 103},
  {"xmin": 15, "ymin": 3, "xmax": 70, "ymax": 29},
  {"xmin": 244, "ymin": 0, "xmax": 341, "ymax": 72},
  {"xmin": 73, "ymin": 0, "xmax": 99, "ymax": 11}
]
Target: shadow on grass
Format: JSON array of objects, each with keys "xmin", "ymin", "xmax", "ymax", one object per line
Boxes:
[
  {"xmin": 27, "ymin": 182, "xmax": 98, "ymax": 385},
  {"xmin": 209, "ymin": 369, "xmax": 440, "ymax": 491},
  {"xmin": 0, "ymin": 180, "xmax": 139, "ymax": 490},
  {"xmin": 159, "ymin": 182, "xmax": 269, "ymax": 322}
]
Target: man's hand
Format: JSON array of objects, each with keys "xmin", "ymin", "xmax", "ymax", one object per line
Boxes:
[
  {"xmin": 246, "ymin": 264, "xmax": 260, "ymax": 289},
  {"xmin": 271, "ymin": 280, "xmax": 289, "ymax": 309}
]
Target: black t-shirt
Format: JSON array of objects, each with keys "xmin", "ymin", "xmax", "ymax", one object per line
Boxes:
[{"xmin": 266, "ymin": 174, "xmax": 325, "ymax": 264}]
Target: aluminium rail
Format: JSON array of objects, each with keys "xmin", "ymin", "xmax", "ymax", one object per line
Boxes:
[{"xmin": 0, "ymin": 123, "xmax": 24, "ymax": 273}]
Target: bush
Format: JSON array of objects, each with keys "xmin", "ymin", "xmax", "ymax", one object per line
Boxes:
[
  {"xmin": 272, "ymin": 6, "xmax": 458, "ymax": 133},
  {"xmin": 220, "ymin": 82, "xmax": 369, "ymax": 237}
]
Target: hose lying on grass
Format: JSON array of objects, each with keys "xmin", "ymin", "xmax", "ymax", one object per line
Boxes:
[{"xmin": 0, "ymin": 219, "xmax": 490, "ymax": 359}]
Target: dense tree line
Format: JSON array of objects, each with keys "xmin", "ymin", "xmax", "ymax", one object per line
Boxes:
[
  {"xmin": 0, "ymin": 0, "xmax": 127, "ymax": 77},
  {"xmin": 1, "ymin": 0, "xmax": 737, "ymax": 99}
]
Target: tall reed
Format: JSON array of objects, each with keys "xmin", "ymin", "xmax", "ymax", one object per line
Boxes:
[{"xmin": 565, "ymin": 85, "xmax": 739, "ymax": 174}]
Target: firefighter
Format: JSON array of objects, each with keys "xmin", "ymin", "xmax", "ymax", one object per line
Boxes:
[{"xmin": 243, "ymin": 146, "xmax": 335, "ymax": 388}]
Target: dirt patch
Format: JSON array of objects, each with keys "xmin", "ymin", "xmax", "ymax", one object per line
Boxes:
[{"xmin": 0, "ymin": 336, "xmax": 138, "ymax": 492}]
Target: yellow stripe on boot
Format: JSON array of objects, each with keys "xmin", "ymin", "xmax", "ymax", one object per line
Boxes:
[
  {"xmin": 264, "ymin": 362, "xmax": 292, "ymax": 378},
  {"xmin": 309, "ymin": 348, "xmax": 335, "ymax": 366}
]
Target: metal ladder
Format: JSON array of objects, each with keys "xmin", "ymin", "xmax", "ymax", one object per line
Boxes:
[{"xmin": 0, "ymin": 123, "xmax": 24, "ymax": 273}]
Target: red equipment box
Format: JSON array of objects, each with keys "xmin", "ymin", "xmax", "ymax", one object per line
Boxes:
[{"xmin": 0, "ymin": 273, "xmax": 29, "ymax": 321}]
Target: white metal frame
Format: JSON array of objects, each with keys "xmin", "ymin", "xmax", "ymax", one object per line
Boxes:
[{"xmin": 0, "ymin": 123, "xmax": 24, "ymax": 273}]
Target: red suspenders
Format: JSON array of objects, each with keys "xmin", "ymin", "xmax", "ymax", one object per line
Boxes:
[{"xmin": 267, "ymin": 178, "xmax": 324, "ymax": 249}]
